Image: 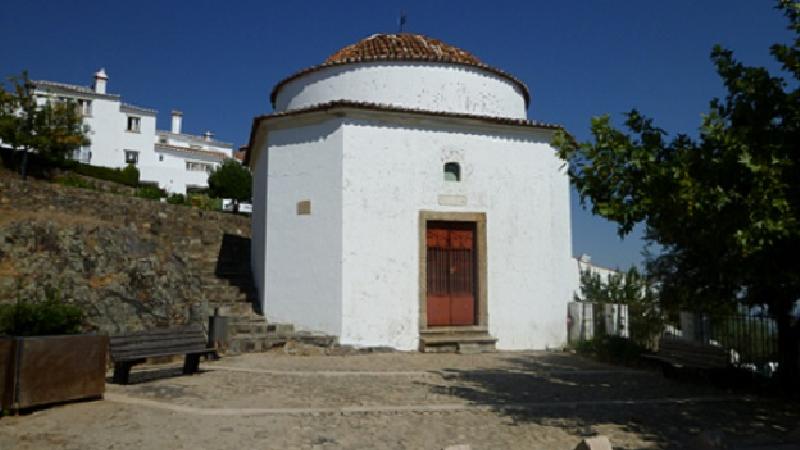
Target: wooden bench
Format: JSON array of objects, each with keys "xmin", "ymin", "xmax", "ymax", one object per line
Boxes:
[
  {"xmin": 643, "ymin": 336, "xmax": 729, "ymax": 374},
  {"xmin": 109, "ymin": 326, "xmax": 216, "ymax": 385}
]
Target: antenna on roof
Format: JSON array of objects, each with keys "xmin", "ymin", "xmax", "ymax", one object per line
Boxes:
[{"xmin": 397, "ymin": 11, "xmax": 407, "ymax": 33}]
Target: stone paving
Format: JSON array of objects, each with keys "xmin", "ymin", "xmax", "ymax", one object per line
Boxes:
[{"xmin": 1, "ymin": 351, "xmax": 799, "ymax": 450}]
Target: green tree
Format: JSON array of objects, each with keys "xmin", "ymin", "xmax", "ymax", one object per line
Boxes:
[
  {"xmin": 0, "ymin": 71, "xmax": 87, "ymax": 179},
  {"xmin": 554, "ymin": 1, "xmax": 800, "ymax": 384},
  {"xmin": 207, "ymin": 159, "xmax": 251, "ymax": 211},
  {"xmin": 575, "ymin": 266, "xmax": 664, "ymax": 348}
]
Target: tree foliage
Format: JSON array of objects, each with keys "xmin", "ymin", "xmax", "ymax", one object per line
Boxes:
[
  {"xmin": 207, "ymin": 159, "xmax": 251, "ymax": 203},
  {"xmin": 554, "ymin": 1, "xmax": 800, "ymax": 383},
  {"xmin": 575, "ymin": 267, "xmax": 664, "ymax": 348},
  {"xmin": 0, "ymin": 71, "xmax": 88, "ymax": 178}
]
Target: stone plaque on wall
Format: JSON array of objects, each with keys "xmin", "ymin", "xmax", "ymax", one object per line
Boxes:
[
  {"xmin": 437, "ymin": 194, "xmax": 467, "ymax": 207},
  {"xmin": 297, "ymin": 200, "xmax": 311, "ymax": 215}
]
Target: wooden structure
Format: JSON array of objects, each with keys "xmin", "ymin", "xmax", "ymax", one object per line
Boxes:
[
  {"xmin": 1, "ymin": 334, "xmax": 107, "ymax": 411},
  {"xmin": 109, "ymin": 326, "xmax": 215, "ymax": 384},
  {"xmin": 426, "ymin": 221, "xmax": 477, "ymax": 326}
]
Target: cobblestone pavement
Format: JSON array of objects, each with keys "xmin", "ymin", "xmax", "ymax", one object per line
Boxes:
[{"xmin": 1, "ymin": 351, "xmax": 799, "ymax": 450}]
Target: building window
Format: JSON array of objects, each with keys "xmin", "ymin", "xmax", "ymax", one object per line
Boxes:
[
  {"xmin": 77, "ymin": 99, "xmax": 92, "ymax": 116},
  {"xmin": 126, "ymin": 116, "xmax": 141, "ymax": 133},
  {"xmin": 125, "ymin": 150, "xmax": 139, "ymax": 165},
  {"xmin": 72, "ymin": 146, "xmax": 91, "ymax": 164},
  {"xmin": 159, "ymin": 136, "xmax": 167, "ymax": 144},
  {"xmin": 444, "ymin": 162, "xmax": 461, "ymax": 182},
  {"xmin": 186, "ymin": 161, "xmax": 214, "ymax": 173},
  {"xmin": 159, "ymin": 154, "xmax": 164, "ymax": 162}
]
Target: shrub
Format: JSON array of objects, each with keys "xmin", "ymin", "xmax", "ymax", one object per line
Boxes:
[
  {"xmin": 166, "ymin": 193, "xmax": 185, "ymax": 204},
  {"xmin": 56, "ymin": 173, "xmax": 95, "ymax": 190},
  {"xmin": 187, "ymin": 193, "xmax": 221, "ymax": 211},
  {"xmin": 136, "ymin": 184, "xmax": 165, "ymax": 199},
  {"xmin": 119, "ymin": 164, "xmax": 140, "ymax": 186},
  {"xmin": 70, "ymin": 162, "xmax": 140, "ymax": 187},
  {"xmin": 0, "ymin": 299, "xmax": 83, "ymax": 336},
  {"xmin": 576, "ymin": 335, "xmax": 647, "ymax": 365},
  {"xmin": 208, "ymin": 159, "xmax": 252, "ymax": 202}
]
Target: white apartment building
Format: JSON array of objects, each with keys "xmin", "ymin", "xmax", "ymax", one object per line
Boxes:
[{"xmin": 30, "ymin": 69, "xmax": 233, "ymax": 194}]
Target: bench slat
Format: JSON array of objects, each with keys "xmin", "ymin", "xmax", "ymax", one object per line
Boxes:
[
  {"xmin": 110, "ymin": 327, "xmax": 210, "ymax": 362},
  {"xmin": 112, "ymin": 345, "xmax": 209, "ymax": 359},
  {"xmin": 112, "ymin": 341, "xmax": 208, "ymax": 356},
  {"xmin": 111, "ymin": 336, "xmax": 206, "ymax": 350},
  {"xmin": 110, "ymin": 329, "xmax": 203, "ymax": 344},
  {"xmin": 114, "ymin": 349, "xmax": 215, "ymax": 362}
]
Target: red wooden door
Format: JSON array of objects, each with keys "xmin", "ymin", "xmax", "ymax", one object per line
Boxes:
[{"xmin": 426, "ymin": 221, "xmax": 476, "ymax": 326}]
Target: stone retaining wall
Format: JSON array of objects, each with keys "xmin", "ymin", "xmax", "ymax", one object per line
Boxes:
[{"xmin": 0, "ymin": 170, "xmax": 252, "ymax": 335}]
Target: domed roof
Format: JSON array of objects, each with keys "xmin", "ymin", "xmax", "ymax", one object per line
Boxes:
[
  {"xmin": 324, "ymin": 33, "xmax": 483, "ymax": 66},
  {"xmin": 270, "ymin": 33, "xmax": 529, "ymax": 107}
]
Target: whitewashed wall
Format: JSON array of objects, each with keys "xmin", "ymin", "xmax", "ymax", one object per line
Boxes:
[
  {"xmin": 139, "ymin": 148, "xmax": 221, "ymax": 194},
  {"xmin": 82, "ymin": 98, "xmax": 126, "ymax": 168},
  {"xmin": 275, "ymin": 62, "xmax": 527, "ymax": 119},
  {"xmin": 338, "ymin": 117, "xmax": 572, "ymax": 350},
  {"xmin": 260, "ymin": 120, "xmax": 344, "ymax": 336}
]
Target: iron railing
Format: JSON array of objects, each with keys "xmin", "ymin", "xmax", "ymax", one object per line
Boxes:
[{"xmin": 681, "ymin": 311, "xmax": 779, "ymax": 374}]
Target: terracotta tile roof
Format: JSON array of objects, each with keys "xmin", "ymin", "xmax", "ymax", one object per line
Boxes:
[
  {"xmin": 245, "ymin": 100, "xmax": 561, "ymax": 166},
  {"xmin": 270, "ymin": 33, "xmax": 530, "ymax": 108},
  {"xmin": 232, "ymin": 149, "xmax": 247, "ymax": 161},
  {"xmin": 325, "ymin": 33, "xmax": 483, "ymax": 66}
]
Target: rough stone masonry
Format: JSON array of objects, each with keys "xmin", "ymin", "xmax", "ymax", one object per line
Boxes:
[{"xmin": 0, "ymin": 170, "xmax": 252, "ymax": 335}]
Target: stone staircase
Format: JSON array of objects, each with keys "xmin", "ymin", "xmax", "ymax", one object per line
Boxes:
[
  {"xmin": 199, "ymin": 233, "xmax": 338, "ymax": 354},
  {"xmin": 419, "ymin": 327, "xmax": 497, "ymax": 353}
]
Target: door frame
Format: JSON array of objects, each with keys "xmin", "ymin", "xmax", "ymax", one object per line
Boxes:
[{"xmin": 418, "ymin": 211, "xmax": 488, "ymax": 331}]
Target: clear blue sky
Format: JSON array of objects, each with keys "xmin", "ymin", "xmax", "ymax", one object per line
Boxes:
[{"xmin": 1, "ymin": 1, "xmax": 793, "ymax": 269}]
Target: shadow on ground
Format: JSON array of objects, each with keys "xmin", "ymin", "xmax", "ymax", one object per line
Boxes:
[
  {"xmin": 105, "ymin": 366, "xmax": 209, "ymax": 385},
  {"xmin": 422, "ymin": 353, "xmax": 800, "ymax": 449}
]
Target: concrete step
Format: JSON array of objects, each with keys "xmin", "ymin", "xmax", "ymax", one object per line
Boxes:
[
  {"xmin": 419, "ymin": 329, "xmax": 497, "ymax": 354},
  {"xmin": 228, "ymin": 334, "xmax": 287, "ymax": 354},
  {"xmin": 209, "ymin": 302, "xmax": 257, "ymax": 316},
  {"xmin": 266, "ymin": 323, "xmax": 295, "ymax": 336},
  {"xmin": 230, "ymin": 320, "xmax": 268, "ymax": 335},
  {"xmin": 290, "ymin": 331, "xmax": 338, "ymax": 348}
]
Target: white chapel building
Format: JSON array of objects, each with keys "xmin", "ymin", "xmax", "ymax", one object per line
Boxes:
[
  {"xmin": 246, "ymin": 34, "xmax": 576, "ymax": 351},
  {"xmin": 30, "ymin": 70, "xmax": 234, "ymax": 194}
]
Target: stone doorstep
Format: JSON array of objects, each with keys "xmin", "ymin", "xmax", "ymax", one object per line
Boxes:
[{"xmin": 419, "ymin": 328, "xmax": 497, "ymax": 354}]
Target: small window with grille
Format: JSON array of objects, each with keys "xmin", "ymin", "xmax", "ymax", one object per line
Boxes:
[{"xmin": 444, "ymin": 162, "xmax": 461, "ymax": 182}]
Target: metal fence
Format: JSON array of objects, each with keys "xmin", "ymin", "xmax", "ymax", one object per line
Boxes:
[
  {"xmin": 678, "ymin": 311, "xmax": 779, "ymax": 374},
  {"xmin": 567, "ymin": 302, "xmax": 629, "ymax": 344}
]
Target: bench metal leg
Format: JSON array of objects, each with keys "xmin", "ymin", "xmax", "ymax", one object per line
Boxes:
[
  {"xmin": 113, "ymin": 362, "xmax": 133, "ymax": 385},
  {"xmin": 183, "ymin": 354, "xmax": 201, "ymax": 375}
]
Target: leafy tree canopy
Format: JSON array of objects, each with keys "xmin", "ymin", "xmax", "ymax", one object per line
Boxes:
[
  {"xmin": 554, "ymin": 1, "xmax": 800, "ymax": 382},
  {"xmin": 575, "ymin": 266, "xmax": 664, "ymax": 348},
  {"xmin": 0, "ymin": 71, "xmax": 88, "ymax": 178},
  {"xmin": 207, "ymin": 159, "xmax": 252, "ymax": 202}
]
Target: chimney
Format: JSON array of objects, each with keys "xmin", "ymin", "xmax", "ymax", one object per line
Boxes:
[
  {"xmin": 171, "ymin": 110, "xmax": 183, "ymax": 134},
  {"xmin": 203, "ymin": 131, "xmax": 214, "ymax": 141},
  {"xmin": 93, "ymin": 68, "xmax": 108, "ymax": 94}
]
